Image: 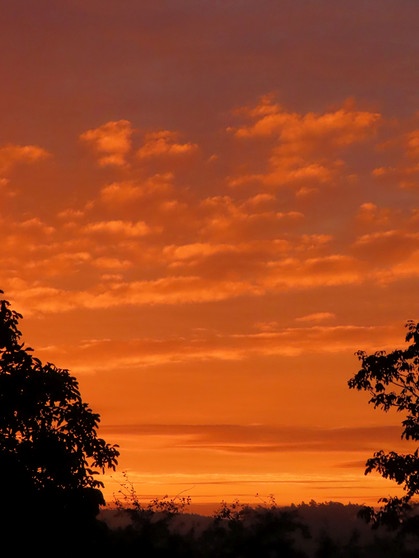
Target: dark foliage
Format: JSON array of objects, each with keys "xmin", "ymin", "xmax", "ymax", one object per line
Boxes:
[
  {"xmin": 348, "ymin": 320, "xmax": 419, "ymax": 532},
  {"xmin": 98, "ymin": 500, "xmax": 419, "ymax": 557},
  {"xmin": 0, "ymin": 292, "xmax": 119, "ymax": 551}
]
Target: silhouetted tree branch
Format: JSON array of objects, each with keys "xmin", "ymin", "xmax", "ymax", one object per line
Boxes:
[
  {"xmin": 0, "ymin": 291, "xmax": 119, "ymax": 547},
  {"xmin": 348, "ymin": 320, "xmax": 419, "ymax": 532}
]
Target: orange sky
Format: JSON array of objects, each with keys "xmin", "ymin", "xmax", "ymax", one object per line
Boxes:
[{"xmin": 1, "ymin": 0, "xmax": 419, "ymax": 514}]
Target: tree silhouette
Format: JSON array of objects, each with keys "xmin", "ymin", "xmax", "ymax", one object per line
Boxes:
[
  {"xmin": 348, "ymin": 320, "xmax": 419, "ymax": 532},
  {"xmin": 0, "ymin": 291, "xmax": 119, "ymax": 547}
]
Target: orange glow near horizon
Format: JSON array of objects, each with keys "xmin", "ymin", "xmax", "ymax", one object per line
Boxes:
[{"xmin": 1, "ymin": 1, "xmax": 419, "ymax": 515}]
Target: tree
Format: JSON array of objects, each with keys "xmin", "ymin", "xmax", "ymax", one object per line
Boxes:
[
  {"xmin": 348, "ymin": 320, "xmax": 419, "ymax": 532},
  {"xmin": 0, "ymin": 291, "xmax": 119, "ymax": 545}
]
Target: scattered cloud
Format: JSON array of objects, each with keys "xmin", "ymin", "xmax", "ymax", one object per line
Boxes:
[
  {"xmin": 163, "ymin": 242, "xmax": 241, "ymax": 263},
  {"xmin": 295, "ymin": 312, "xmax": 336, "ymax": 323},
  {"xmin": 80, "ymin": 120, "xmax": 134, "ymax": 167},
  {"xmin": 137, "ymin": 130, "xmax": 198, "ymax": 159},
  {"xmin": 101, "ymin": 423, "xmax": 408, "ymax": 455},
  {"xmin": 0, "ymin": 144, "xmax": 50, "ymax": 174},
  {"xmin": 91, "ymin": 257, "xmax": 132, "ymax": 270},
  {"xmin": 231, "ymin": 97, "xmax": 381, "ymax": 148},
  {"xmin": 83, "ymin": 219, "xmax": 152, "ymax": 237},
  {"xmin": 227, "ymin": 97, "xmax": 381, "ymax": 193},
  {"xmin": 406, "ymin": 129, "xmax": 419, "ymax": 158},
  {"xmin": 2, "ymin": 3, "xmax": 419, "ymax": 508}
]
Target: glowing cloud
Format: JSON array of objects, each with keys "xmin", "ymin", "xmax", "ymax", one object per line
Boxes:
[
  {"xmin": 137, "ymin": 130, "xmax": 198, "ymax": 159},
  {"xmin": 228, "ymin": 97, "xmax": 381, "ymax": 193},
  {"xmin": 83, "ymin": 219, "xmax": 151, "ymax": 237},
  {"xmin": 231, "ymin": 97, "xmax": 381, "ymax": 148},
  {"xmin": 295, "ymin": 312, "xmax": 336, "ymax": 323},
  {"xmin": 0, "ymin": 144, "xmax": 50, "ymax": 174},
  {"xmin": 80, "ymin": 120, "xmax": 134, "ymax": 167}
]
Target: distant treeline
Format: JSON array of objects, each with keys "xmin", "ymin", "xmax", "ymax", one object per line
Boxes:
[{"xmin": 86, "ymin": 499, "xmax": 419, "ymax": 558}]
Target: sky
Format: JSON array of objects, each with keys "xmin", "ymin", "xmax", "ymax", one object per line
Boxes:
[{"xmin": 1, "ymin": 0, "xmax": 419, "ymax": 514}]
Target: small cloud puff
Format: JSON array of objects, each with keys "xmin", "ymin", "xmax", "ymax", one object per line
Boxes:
[
  {"xmin": 137, "ymin": 130, "xmax": 198, "ymax": 159},
  {"xmin": 406, "ymin": 130, "xmax": 419, "ymax": 158},
  {"xmin": 83, "ymin": 219, "xmax": 151, "ymax": 237},
  {"xmin": 0, "ymin": 144, "xmax": 50, "ymax": 174},
  {"xmin": 356, "ymin": 202, "xmax": 394, "ymax": 228},
  {"xmin": 80, "ymin": 120, "xmax": 134, "ymax": 167},
  {"xmin": 100, "ymin": 175, "xmax": 174, "ymax": 206},
  {"xmin": 295, "ymin": 312, "xmax": 336, "ymax": 323},
  {"xmin": 231, "ymin": 96, "xmax": 381, "ymax": 149}
]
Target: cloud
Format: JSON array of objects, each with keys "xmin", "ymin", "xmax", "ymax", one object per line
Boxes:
[
  {"xmin": 263, "ymin": 254, "xmax": 364, "ymax": 289},
  {"xmin": 227, "ymin": 324, "xmax": 400, "ymax": 357},
  {"xmin": 100, "ymin": 276, "xmax": 263, "ymax": 306},
  {"xmin": 0, "ymin": 144, "xmax": 50, "ymax": 174},
  {"xmin": 137, "ymin": 130, "xmax": 198, "ymax": 159},
  {"xmin": 26, "ymin": 321, "xmax": 406, "ymax": 374},
  {"xmin": 161, "ymin": 235, "xmax": 337, "ymax": 284},
  {"xmin": 163, "ymin": 242, "xmax": 241, "ymax": 262},
  {"xmin": 295, "ymin": 312, "xmax": 336, "ymax": 323},
  {"xmin": 351, "ymin": 230, "xmax": 419, "ymax": 268},
  {"xmin": 57, "ymin": 208, "xmax": 85, "ymax": 221},
  {"xmin": 3, "ymin": 231, "xmax": 414, "ymax": 322},
  {"xmin": 355, "ymin": 202, "xmax": 394, "ymax": 228},
  {"xmin": 100, "ymin": 423, "xmax": 408, "ymax": 455},
  {"xmin": 83, "ymin": 219, "xmax": 152, "ymax": 237},
  {"xmin": 80, "ymin": 120, "xmax": 134, "ymax": 167},
  {"xmin": 100, "ymin": 181, "xmax": 145, "ymax": 204},
  {"xmin": 2, "ymin": 97, "xmax": 419, "ymax": 357},
  {"xmin": 406, "ymin": 129, "xmax": 419, "ymax": 158},
  {"xmin": 91, "ymin": 257, "xmax": 132, "ymax": 270},
  {"xmin": 228, "ymin": 161, "xmax": 337, "ymax": 190},
  {"xmin": 100, "ymin": 175, "xmax": 175, "ymax": 207},
  {"xmin": 370, "ymin": 125, "xmax": 419, "ymax": 189},
  {"xmin": 377, "ymin": 250, "xmax": 419, "ymax": 283},
  {"xmin": 243, "ymin": 193, "xmax": 276, "ymax": 207},
  {"xmin": 231, "ymin": 97, "xmax": 381, "ymax": 148},
  {"xmin": 17, "ymin": 217, "xmax": 55, "ymax": 235},
  {"xmin": 1, "ymin": 276, "xmax": 262, "ymax": 317},
  {"xmin": 199, "ymin": 195, "xmax": 304, "ymax": 241},
  {"xmin": 227, "ymin": 97, "xmax": 381, "ymax": 193}
]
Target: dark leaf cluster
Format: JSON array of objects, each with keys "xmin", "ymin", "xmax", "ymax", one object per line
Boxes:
[
  {"xmin": 348, "ymin": 321, "xmax": 419, "ymax": 530},
  {"xmin": 0, "ymin": 291, "xmax": 120, "ymax": 549}
]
